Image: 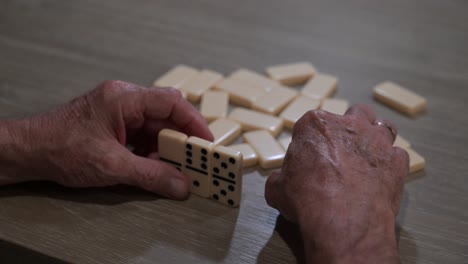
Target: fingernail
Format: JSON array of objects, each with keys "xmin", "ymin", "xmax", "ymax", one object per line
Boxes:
[{"xmin": 169, "ymin": 177, "xmax": 188, "ymax": 199}]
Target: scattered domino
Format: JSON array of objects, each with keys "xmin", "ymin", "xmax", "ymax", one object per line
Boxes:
[
  {"xmin": 158, "ymin": 129, "xmax": 188, "ymax": 171},
  {"xmin": 153, "ymin": 65, "xmax": 198, "ymax": 89},
  {"xmin": 266, "ymin": 62, "xmax": 316, "ymax": 86},
  {"xmin": 373, "ymin": 81, "xmax": 427, "ymax": 116},
  {"xmin": 214, "ymin": 78, "xmax": 266, "ymax": 107},
  {"xmin": 183, "ymin": 136, "xmax": 215, "ymax": 198},
  {"xmin": 253, "ymin": 85, "xmax": 298, "ymax": 115},
  {"xmin": 209, "ymin": 145, "xmax": 243, "ymax": 207},
  {"xmin": 180, "ymin": 69, "xmax": 223, "ymax": 103},
  {"xmin": 279, "ymin": 136, "xmax": 292, "ymax": 151},
  {"xmin": 228, "ymin": 108, "xmax": 284, "ymax": 137},
  {"xmin": 321, "ymin": 98, "xmax": 349, "ymax": 115},
  {"xmin": 393, "ymin": 135, "xmax": 411, "ymax": 149},
  {"xmin": 200, "ymin": 91, "xmax": 229, "ymax": 122},
  {"xmin": 301, "ymin": 73, "xmax": 338, "ymax": 100},
  {"xmin": 156, "ymin": 63, "xmax": 428, "ymax": 207},
  {"xmin": 243, "ymin": 130, "xmax": 285, "ymax": 169},
  {"xmin": 405, "ymin": 148, "xmax": 425, "ymax": 174},
  {"xmin": 280, "ymin": 96, "xmax": 321, "ymax": 129},
  {"xmin": 209, "ymin": 118, "xmax": 242, "ymax": 146},
  {"xmin": 228, "ymin": 143, "xmax": 258, "ymax": 168},
  {"xmin": 229, "ymin": 68, "xmax": 277, "ymax": 92}
]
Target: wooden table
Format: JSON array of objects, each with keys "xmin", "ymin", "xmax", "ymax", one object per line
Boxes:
[{"xmin": 1, "ymin": 1, "xmax": 467, "ymax": 263}]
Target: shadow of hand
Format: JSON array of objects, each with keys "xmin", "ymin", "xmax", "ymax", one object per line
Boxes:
[{"xmin": 257, "ymin": 214, "xmax": 306, "ymax": 264}]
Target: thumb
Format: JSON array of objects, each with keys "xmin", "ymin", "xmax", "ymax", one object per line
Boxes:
[
  {"xmin": 116, "ymin": 148, "xmax": 190, "ymax": 200},
  {"xmin": 265, "ymin": 170, "xmax": 282, "ymax": 209}
]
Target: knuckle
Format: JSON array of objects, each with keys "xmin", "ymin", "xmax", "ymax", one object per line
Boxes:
[
  {"xmin": 96, "ymin": 152, "xmax": 123, "ymax": 177},
  {"xmin": 294, "ymin": 109, "xmax": 329, "ymax": 134},
  {"xmin": 98, "ymin": 80, "xmax": 124, "ymax": 92},
  {"xmin": 96, "ymin": 80, "xmax": 127, "ymax": 101},
  {"xmin": 356, "ymin": 103, "xmax": 374, "ymax": 113},
  {"xmin": 295, "ymin": 110, "xmax": 319, "ymax": 128},
  {"xmin": 172, "ymin": 88, "xmax": 184, "ymax": 100},
  {"xmin": 157, "ymin": 86, "xmax": 183, "ymax": 102},
  {"xmin": 147, "ymin": 87, "xmax": 183, "ymax": 109},
  {"xmin": 166, "ymin": 86, "xmax": 182, "ymax": 95}
]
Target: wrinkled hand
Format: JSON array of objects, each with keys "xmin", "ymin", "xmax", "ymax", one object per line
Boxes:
[
  {"xmin": 265, "ymin": 104, "xmax": 408, "ymax": 263},
  {"xmin": 1, "ymin": 80, "xmax": 212, "ymax": 199}
]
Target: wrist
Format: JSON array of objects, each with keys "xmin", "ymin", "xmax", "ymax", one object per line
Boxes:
[
  {"xmin": 299, "ymin": 206, "xmax": 399, "ymax": 264},
  {"xmin": 0, "ymin": 119, "xmax": 36, "ymax": 184}
]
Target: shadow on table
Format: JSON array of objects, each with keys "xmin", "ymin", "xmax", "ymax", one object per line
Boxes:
[
  {"xmin": 257, "ymin": 215, "xmax": 304, "ymax": 264},
  {"xmin": 404, "ymin": 170, "xmax": 426, "ymax": 184},
  {"xmin": 0, "ymin": 181, "xmax": 160, "ymax": 205},
  {"xmin": 0, "ymin": 239, "xmax": 68, "ymax": 264},
  {"xmin": 0, "ymin": 181, "xmax": 239, "ymax": 262},
  {"xmin": 395, "ymin": 188, "xmax": 419, "ymax": 264}
]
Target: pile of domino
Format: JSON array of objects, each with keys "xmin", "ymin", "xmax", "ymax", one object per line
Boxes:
[{"xmin": 154, "ymin": 63, "xmax": 426, "ymax": 207}]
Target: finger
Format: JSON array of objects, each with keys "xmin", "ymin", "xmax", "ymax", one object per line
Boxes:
[
  {"xmin": 374, "ymin": 119, "xmax": 398, "ymax": 144},
  {"xmin": 147, "ymin": 152, "xmax": 160, "ymax": 160},
  {"xmin": 114, "ymin": 145, "xmax": 190, "ymax": 200},
  {"xmin": 392, "ymin": 147, "xmax": 410, "ymax": 178},
  {"xmin": 265, "ymin": 170, "xmax": 282, "ymax": 209},
  {"xmin": 142, "ymin": 119, "xmax": 179, "ymax": 153},
  {"xmin": 345, "ymin": 104, "xmax": 376, "ymax": 124},
  {"xmin": 390, "ymin": 147, "xmax": 408, "ymax": 212},
  {"xmin": 139, "ymin": 88, "xmax": 213, "ymax": 141},
  {"xmin": 128, "ymin": 120, "xmax": 179, "ymax": 155}
]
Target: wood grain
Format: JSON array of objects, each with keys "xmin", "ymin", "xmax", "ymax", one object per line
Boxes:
[{"xmin": 1, "ymin": 0, "xmax": 468, "ymax": 263}]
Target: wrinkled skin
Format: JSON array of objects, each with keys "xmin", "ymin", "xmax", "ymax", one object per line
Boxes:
[
  {"xmin": 265, "ymin": 105, "xmax": 409, "ymax": 263},
  {"xmin": 0, "ymin": 80, "xmax": 213, "ymax": 199}
]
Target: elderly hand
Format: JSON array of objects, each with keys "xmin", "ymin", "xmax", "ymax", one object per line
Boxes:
[
  {"xmin": 0, "ymin": 80, "xmax": 212, "ymax": 199},
  {"xmin": 265, "ymin": 104, "xmax": 409, "ymax": 263}
]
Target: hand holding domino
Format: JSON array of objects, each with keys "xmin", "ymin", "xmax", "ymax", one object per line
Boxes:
[{"xmin": 158, "ymin": 129, "xmax": 243, "ymax": 207}]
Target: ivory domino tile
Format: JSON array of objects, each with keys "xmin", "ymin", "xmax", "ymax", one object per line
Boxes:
[
  {"xmin": 183, "ymin": 137, "xmax": 214, "ymax": 198},
  {"xmin": 209, "ymin": 119, "xmax": 242, "ymax": 146},
  {"xmin": 228, "ymin": 143, "xmax": 258, "ymax": 168},
  {"xmin": 200, "ymin": 91, "xmax": 229, "ymax": 122},
  {"xmin": 253, "ymin": 85, "xmax": 298, "ymax": 115},
  {"xmin": 280, "ymin": 96, "xmax": 321, "ymax": 129},
  {"xmin": 229, "ymin": 68, "xmax": 277, "ymax": 92},
  {"xmin": 243, "ymin": 130, "xmax": 285, "ymax": 169},
  {"xmin": 279, "ymin": 136, "xmax": 292, "ymax": 151},
  {"xmin": 153, "ymin": 65, "xmax": 198, "ymax": 89},
  {"xmin": 301, "ymin": 73, "xmax": 338, "ymax": 100},
  {"xmin": 266, "ymin": 62, "xmax": 316, "ymax": 86},
  {"xmin": 405, "ymin": 148, "xmax": 425, "ymax": 174},
  {"xmin": 321, "ymin": 98, "xmax": 349, "ymax": 115},
  {"xmin": 228, "ymin": 108, "xmax": 284, "ymax": 136},
  {"xmin": 180, "ymin": 69, "xmax": 223, "ymax": 103},
  {"xmin": 394, "ymin": 135, "xmax": 411, "ymax": 149},
  {"xmin": 158, "ymin": 129, "xmax": 188, "ymax": 171},
  {"xmin": 214, "ymin": 78, "xmax": 266, "ymax": 107},
  {"xmin": 209, "ymin": 145, "xmax": 243, "ymax": 207},
  {"xmin": 373, "ymin": 81, "xmax": 427, "ymax": 116}
]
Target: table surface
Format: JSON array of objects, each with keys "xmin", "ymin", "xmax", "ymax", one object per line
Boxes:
[{"xmin": 1, "ymin": 0, "xmax": 467, "ymax": 263}]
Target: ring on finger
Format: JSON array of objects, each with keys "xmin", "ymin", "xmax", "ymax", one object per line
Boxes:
[{"xmin": 374, "ymin": 120, "xmax": 397, "ymax": 142}]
